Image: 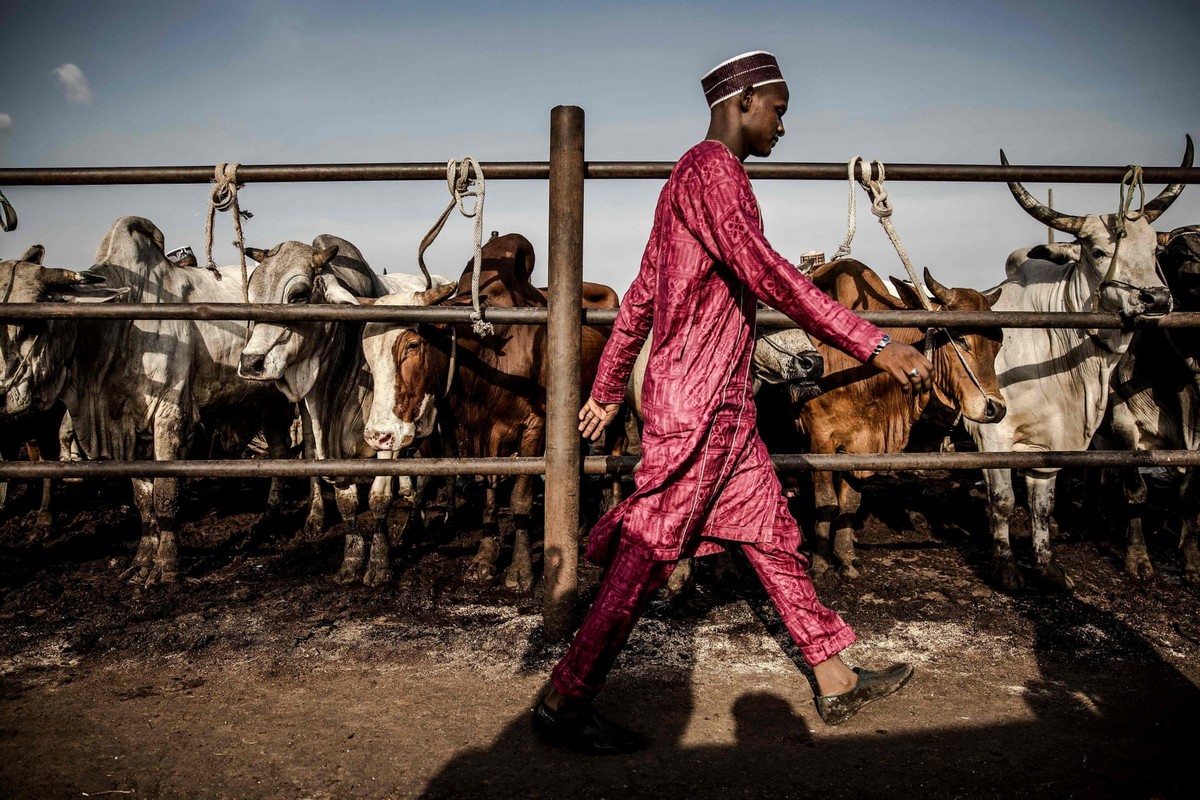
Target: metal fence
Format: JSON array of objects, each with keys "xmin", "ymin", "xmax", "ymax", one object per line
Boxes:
[{"xmin": 2, "ymin": 106, "xmax": 1199, "ymax": 637}]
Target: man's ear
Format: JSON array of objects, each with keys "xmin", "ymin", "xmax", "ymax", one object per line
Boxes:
[{"xmin": 739, "ymin": 85, "xmax": 755, "ymax": 112}]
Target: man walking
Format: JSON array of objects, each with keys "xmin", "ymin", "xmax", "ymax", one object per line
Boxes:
[{"xmin": 534, "ymin": 51, "xmax": 929, "ymax": 755}]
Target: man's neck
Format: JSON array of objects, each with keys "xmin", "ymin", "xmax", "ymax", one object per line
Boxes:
[{"xmin": 704, "ymin": 120, "xmax": 748, "ymax": 161}]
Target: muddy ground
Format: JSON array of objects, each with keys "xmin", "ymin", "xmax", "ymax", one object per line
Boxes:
[{"xmin": 1, "ymin": 465, "xmax": 1198, "ymax": 800}]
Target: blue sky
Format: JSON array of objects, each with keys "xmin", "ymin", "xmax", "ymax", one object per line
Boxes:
[{"xmin": 1, "ymin": 0, "xmax": 1197, "ymax": 292}]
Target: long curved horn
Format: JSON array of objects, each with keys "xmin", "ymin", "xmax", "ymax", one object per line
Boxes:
[
  {"xmin": 1144, "ymin": 134, "xmax": 1194, "ymax": 222},
  {"xmin": 1000, "ymin": 149, "xmax": 1086, "ymax": 235},
  {"xmin": 923, "ymin": 268, "xmax": 955, "ymax": 306},
  {"xmin": 415, "ymin": 282, "xmax": 457, "ymax": 306},
  {"xmin": 19, "ymin": 245, "xmax": 46, "ymax": 265},
  {"xmin": 39, "ymin": 267, "xmax": 106, "ymax": 287}
]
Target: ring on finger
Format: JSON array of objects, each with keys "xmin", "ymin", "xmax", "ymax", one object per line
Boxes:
[{"xmin": 908, "ymin": 367, "xmax": 920, "ymax": 378}]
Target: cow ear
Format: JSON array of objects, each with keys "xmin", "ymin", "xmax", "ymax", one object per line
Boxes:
[
  {"xmin": 1158, "ymin": 231, "xmax": 1173, "ymax": 248},
  {"xmin": 313, "ymin": 274, "xmax": 359, "ymax": 305},
  {"xmin": 889, "ymin": 276, "xmax": 926, "ymax": 310},
  {"xmin": 244, "ymin": 247, "xmax": 270, "ymax": 263},
  {"xmin": 981, "ymin": 285, "xmax": 1003, "ymax": 307},
  {"xmin": 312, "ymin": 245, "xmax": 339, "ymax": 274},
  {"xmin": 19, "ymin": 245, "xmax": 46, "ymax": 265}
]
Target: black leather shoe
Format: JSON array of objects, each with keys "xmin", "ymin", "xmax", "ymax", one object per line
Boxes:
[
  {"xmin": 531, "ymin": 700, "xmax": 646, "ymax": 755},
  {"xmin": 815, "ymin": 663, "xmax": 915, "ymax": 726}
]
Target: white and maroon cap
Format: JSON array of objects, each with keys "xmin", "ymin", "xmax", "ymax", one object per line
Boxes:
[{"xmin": 701, "ymin": 51, "xmax": 786, "ymax": 108}]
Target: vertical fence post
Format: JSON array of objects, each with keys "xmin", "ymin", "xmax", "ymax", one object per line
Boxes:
[{"xmin": 544, "ymin": 105, "xmax": 585, "ymax": 641}]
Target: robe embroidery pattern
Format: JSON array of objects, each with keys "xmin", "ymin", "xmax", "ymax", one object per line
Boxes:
[{"xmin": 585, "ymin": 140, "xmax": 884, "ymax": 565}]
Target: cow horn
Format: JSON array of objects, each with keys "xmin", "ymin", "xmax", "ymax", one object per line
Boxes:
[
  {"xmin": 1001, "ymin": 149, "xmax": 1086, "ymax": 235},
  {"xmin": 416, "ymin": 282, "xmax": 457, "ymax": 306},
  {"xmin": 244, "ymin": 246, "xmax": 270, "ymax": 263},
  {"xmin": 312, "ymin": 245, "xmax": 339, "ymax": 273},
  {"xmin": 1143, "ymin": 134, "xmax": 1194, "ymax": 223},
  {"xmin": 19, "ymin": 245, "xmax": 46, "ymax": 265},
  {"xmin": 40, "ymin": 267, "xmax": 106, "ymax": 287},
  {"xmin": 923, "ymin": 268, "xmax": 954, "ymax": 306}
]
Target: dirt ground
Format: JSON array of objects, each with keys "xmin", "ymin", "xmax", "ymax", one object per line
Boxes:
[{"xmin": 1, "ymin": 466, "xmax": 1198, "ymax": 800}]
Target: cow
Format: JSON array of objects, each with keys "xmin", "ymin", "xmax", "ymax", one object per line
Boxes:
[
  {"xmin": 0, "ymin": 216, "xmax": 294, "ymax": 585},
  {"xmin": 238, "ymin": 235, "xmax": 455, "ymax": 586},
  {"xmin": 361, "ymin": 232, "xmax": 617, "ymax": 593},
  {"xmin": 1099, "ymin": 225, "xmax": 1200, "ymax": 586},
  {"xmin": 964, "ymin": 137, "xmax": 1191, "ymax": 591},
  {"xmin": 793, "ymin": 259, "xmax": 1005, "ymax": 579}
]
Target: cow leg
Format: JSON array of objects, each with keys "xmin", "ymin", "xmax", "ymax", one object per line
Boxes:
[
  {"xmin": 1179, "ymin": 468, "xmax": 1200, "ymax": 588},
  {"xmin": 120, "ymin": 477, "xmax": 159, "ymax": 584},
  {"xmin": 810, "ymin": 470, "xmax": 838, "ymax": 578},
  {"xmin": 261, "ymin": 419, "xmax": 291, "ymax": 523},
  {"xmin": 1119, "ymin": 466, "xmax": 1154, "ymax": 580},
  {"xmin": 333, "ymin": 484, "xmax": 365, "ymax": 584},
  {"xmin": 465, "ymin": 482, "xmax": 500, "ymax": 584},
  {"xmin": 300, "ymin": 404, "xmax": 326, "ymax": 537},
  {"xmin": 664, "ymin": 556, "xmax": 694, "ymax": 599},
  {"xmin": 364, "ymin": 470, "xmax": 396, "ymax": 588},
  {"xmin": 833, "ymin": 479, "xmax": 863, "ymax": 579},
  {"xmin": 504, "ymin": 475, "xmax": 535, "ymax": 593},
  {"xmin": 1027, "ymin": 472, "xmax": 1071, "ymax": 591},
  {"xmin": 983, "ymin": 468, "xmax": 1023, "ymax": 591},
  {"xmin": 24, "ymin": 441, "xmax": 53, "ymax": 530},
  {"xmin": 144, "ymin": 474, "xmax": 182, "ymax": 585}
]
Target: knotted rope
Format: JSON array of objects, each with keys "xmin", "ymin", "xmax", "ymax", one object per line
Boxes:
[
  {"xmin": 829, "ymin": 156, "xmax": 867, "ymax": 262},
  {"xmin": 0, "ymin": 189, "xmax": 16, "ymax": 233},
  {"xmin": 417, "ymin": 157, "xmax": 492, "ymax": 337},
  {"xmin": 1070, "ymin": 164, "xmax": 1147, "ymax": 320},
  {"xmin": 203, "ymin": 162, "xmax": 254, "ymax": 303}
]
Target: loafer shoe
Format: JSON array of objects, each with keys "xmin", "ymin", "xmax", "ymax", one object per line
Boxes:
[
  {"xmin": 815, "ymin": 663, "xmax": 914, "ymax": 726},
  {"xmin": 531, "ymin": 700, "xmax": 646, "ymax": 755}
]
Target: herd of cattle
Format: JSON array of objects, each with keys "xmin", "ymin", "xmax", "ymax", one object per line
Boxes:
[{"xmin": 1, "ymin": 137, "xmax": 1198, "ymax": 598}]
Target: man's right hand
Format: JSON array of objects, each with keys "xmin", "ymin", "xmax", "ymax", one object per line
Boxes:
[
  {"xmin": 870, "ymin": 341, "xmax": 933, "ymax": 395},
  {"xmin": 579, "ymin": 398, "xmax": 623, "ymax": 442}
]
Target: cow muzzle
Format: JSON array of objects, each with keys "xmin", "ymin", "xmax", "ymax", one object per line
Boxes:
[
  {"xmin": 364, "ymin": 422, "xmax": 416, "ymax": 453},
  {"xmin": 238, "ymin": 351, "xmax": 271, "ymax": 380}
]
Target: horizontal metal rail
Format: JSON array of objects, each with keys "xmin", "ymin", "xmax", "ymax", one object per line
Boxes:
[
  {"xmin": 3, "ymin": 450, "xmax": 1200, "ymax": 480},
  {"xmin": 2, "ymin": 162, "xmax": 1197, "ymax": 186},
  {"xmin": 5, "ymin": 303, "xmax": 1200, "ymax": 330}
]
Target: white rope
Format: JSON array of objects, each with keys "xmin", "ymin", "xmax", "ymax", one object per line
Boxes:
[
  {"xmin": 203, "ymin": 162, "xmax": 254, "ymax": 304},
  {"xmin": 417, "ymin": 157, "xmax": 492, "ymax": 337},
  {"xmin": 856, "ymin": 159, "xmax": 933, "ymax": 311},
  {"xmin": 830, "ymin": 156, "xmax": 867, "ymax": 263}
]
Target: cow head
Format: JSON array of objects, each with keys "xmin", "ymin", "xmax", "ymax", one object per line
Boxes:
[
  {"xmin": 0, "ymin": 247, "xmax": 126, "ymax": 415},
  {"xmin": 1158, "ymin": 226, "xmax": 1200, "ymax": 312},
  {"xmin": 751, "ymin": 326, "xmax": 825, "ymax": 404},
  {"xmin": 361, "ymin": 285, "xmax": 458, "ymax": 452},
  {"xmin": 891, "ymin": 269, "xmax": 1006, "ymax": 424},
  {"xmin": 237, "ymin": 241, "xmax": 340, "ymax": 399},
  {"xmin": 1001, "ymin": 136, "xmax": 1192, "ymax": 321}
]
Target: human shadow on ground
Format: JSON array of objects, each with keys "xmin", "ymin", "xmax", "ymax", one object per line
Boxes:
[{"xmin": 417, "ymin": 552, "xmax": 1200, "ymax": 800}]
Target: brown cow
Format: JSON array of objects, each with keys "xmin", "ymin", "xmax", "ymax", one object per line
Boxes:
[
  {"xmin": 796, "ymin": 259, "xmax": 1005, "ymax": 578},
  {"xmin": 361, "ymin": 233, "xmax": 616, "ymax": 592}
]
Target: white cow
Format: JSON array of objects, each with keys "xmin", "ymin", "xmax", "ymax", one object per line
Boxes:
[
  {"xmin": 238, "ymin": 235, "xmax": 454, "ymax": 586},
  {"xmin": 0, "ymin": 217, "xmax": 293, "ymax": 585},
  {"xmin": 965, "ymin": 138, "xmax": 1191, "ymax": 591}
]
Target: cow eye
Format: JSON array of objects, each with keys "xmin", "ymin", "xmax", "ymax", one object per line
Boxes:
[
  {"xmin": 1092, "ymin": 248, "xmax": 1106, "ymax": 259},
  {"xmin": 287, "ymin": 290, "xmax": 309, "ymax": 304},
  {"xmin": 406, "ymin": 340, "xmax": 421, "ymax": 352},
  {"xmin": 952, "ymin": 333, "xmax": 972, "ymax": 352}
]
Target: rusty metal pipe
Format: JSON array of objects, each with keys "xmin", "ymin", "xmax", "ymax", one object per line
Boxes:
[
  {"xmin": 3, "ymin": 163, "xmax": 1198, "ymax": 186},
  {"xmin": 543, "ymin": 105, "xmax": 586, "ymax": 642},
  {"xmin": 7, "ymin": 450, "xmax": 1200, "ymax": 480}
]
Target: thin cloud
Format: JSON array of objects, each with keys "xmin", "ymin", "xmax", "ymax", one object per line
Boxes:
[
  {"xmin": 0, "ymin": 113, "xmax": 12, "ymax": 131},
  {"xmin": 51, "ymin": 63, "xmax": 93, "ymax": 104}
]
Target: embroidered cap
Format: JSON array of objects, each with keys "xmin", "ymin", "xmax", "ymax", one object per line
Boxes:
[
  {"xmin": 166, "ymin": 246, "xmax": 197, "ymax": 267},
  {"xmin": 702, "ymin": 50, "xmax": 786, "ymax": 108}
]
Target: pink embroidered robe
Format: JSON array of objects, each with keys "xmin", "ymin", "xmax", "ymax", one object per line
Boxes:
[{"xmin": 586, "ymin": 140, "xmax": 885, "ymax": 564}]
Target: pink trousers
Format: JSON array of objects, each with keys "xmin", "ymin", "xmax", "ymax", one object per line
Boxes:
[{"xmin": 551, "ymin": 538, "xmax": 857, "ymax": 701}]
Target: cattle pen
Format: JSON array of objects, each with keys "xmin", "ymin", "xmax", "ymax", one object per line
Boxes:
[{"xmin": 2, "ymin": 105, "xmax": 1199, "ymax": 640}]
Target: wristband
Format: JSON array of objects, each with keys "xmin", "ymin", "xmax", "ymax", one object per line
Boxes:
[{"xmin": 870, "ymin": 333, "xmax": 891, "ymax": 360}]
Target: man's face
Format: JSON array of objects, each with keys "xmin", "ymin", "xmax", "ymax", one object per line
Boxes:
[{"xmin": 744, "ymin": 83, "xmax": 789, "ymax": 158}]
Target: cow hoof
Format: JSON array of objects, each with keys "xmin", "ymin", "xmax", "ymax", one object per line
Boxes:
[
  {"xmin": 303, "ymin": 516, "xmax": 325, "ymax": 540},
  {"xmin": 34, "ymin": 511, "xmax": 53, "ymax": 530},
  {"xmin": 119, "ymin": 564, "xmax": 151, "ymax": 585},
  {"xmin": 464, "ymin": 559, "xmax": 496, "ymax": 584},
  {"xmin": 837, "ymin": 561, "xmax": 862, "ymax": 580},
  {"xmin": 993, "ymin": 561, "xmax": 1024, "ymax": 593},
  {"xmin": 810, "ymin": 553, "xmax": 833, "ymax": 580},
  {"xmin": 363, "ymin": 564, "xmax": 393, "ymax": 588},
  {"xmin": 1039, "ymin": 564, "xmax": 1075, "ymax": 593},
  {"xmin": 1125, "ymin": 553, "xmax": 1155, "ymax": 582},
  {"xmin": 144, "ymin": 567, "xmax": 178, "ymax": 587},
  {"xmin": 333, "ymin": 565, "xmax": 361, "ymax": 585},
  {"xmin": 1183, "ymin": 568, "xmax": 1200, "ymax": 589},
  {"xmin": 504, "ymin": 564, "xmax": 534, "ymax": 594}
]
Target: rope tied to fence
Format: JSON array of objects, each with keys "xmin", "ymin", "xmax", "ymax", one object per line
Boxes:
[
  {"xmin": 203, "ymin": 162, "xmax": 254, "ymax": 303},
  {"xmin": 417, "ymin": 157, "xmax": 493, "ymax": 337},
  {"xmin": 849, "ymin": 158, "xmax": 934, "ymax": 311},
  {"xmin": 0, "ymin": 188, "xmax": 16, "ymax": 233},
  {"xmin": 829, "ymin": 157, "xmax": 866, "ymax": 263}
]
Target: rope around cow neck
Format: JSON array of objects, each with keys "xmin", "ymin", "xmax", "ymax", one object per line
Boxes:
[
  {"xmin": 203, "ymin": 162, "xmax": 254, "ymax": 304},
  {"xmin": 417, "ymin": 158, "xmax": 493, "ymax": 337}
]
